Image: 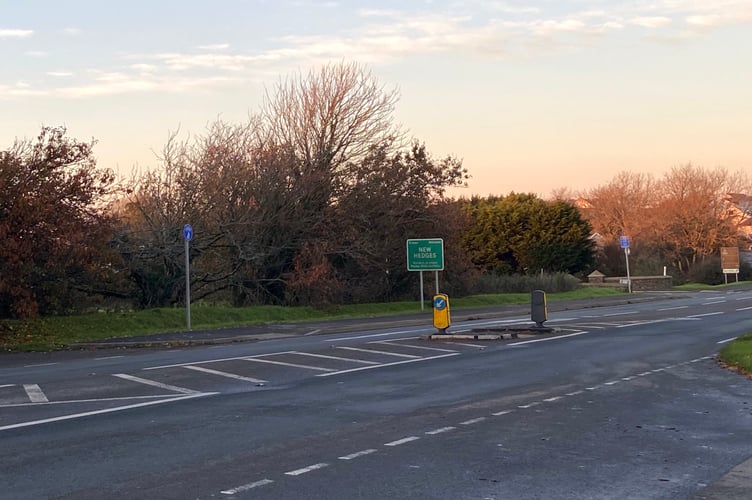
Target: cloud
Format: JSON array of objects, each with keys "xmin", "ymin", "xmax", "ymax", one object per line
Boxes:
[
  {"xmin": 197, "ymin": 43, "xmax": 230, "ymax": 50},
  {"xmin": 630, "ymin": 17, "xmax": 672, "ymax": 28},
  {"xmin": 0, "ymin": 29, "xmax": 33, "ymax": 38}
]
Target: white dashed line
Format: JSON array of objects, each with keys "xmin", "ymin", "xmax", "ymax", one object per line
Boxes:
[
  {"xmin": 492, "ymin": 410, "xmax": 514, "ymax": 416},
  {"xmin": 23, "ymin": 384, "xmax": 48, "ymax": 403},
  {"xmin": 736, "ymin": 306, "xmax": 752, "ymax": 311},
  {"xmin": 658, "ymin": 306, "xmax": 688, "ymax": 311},
  {"xmin": 701, "ymin": 301, "xmax": 726, "ymax": 306},
  {"xmin": 460, "ymin": 417, "xmax": 487, "ymax": 425},
  {"xmin": 384, "ymin": 436, "xmax": 420, "ymax": 447},
  {"xmin": 339, "ymin": 449, "xmax": 377, "ymax": 460},
  {"xmin": 113, "ymin": 373, "xmax": 201, "ymax": 394},
  {"xmin": 585, "ymin": 386, "xmax": 599, "ymax": 391},
  {"xmin": 183, "ymin": 365, "xmax": 267, "ymax": 383},
  {"xmin": 94, "ymin": 355, "xmax": 125, "ymax": 360},
  {"xmin": 221, "ymin": 479, "xmax": 274, "ymax": 495},
  {"xmin": 285, "ymin": 463, "xmax": 329, "ymax": 476},
  {"xmin": 638, "ymin": 371, "xmax": 652, "ymax": 376},
  {"xmin": 543, "ymin": 396, "xmax": 563, "ymax": 402},
  {"xmin": 426, "ymin": 426, "xmax": 456, "ymax": 435},
  {"xmin": 688, "ymin": 312, "xmax": 724, "ymax": 318},
  {"xmin": 23, "ymin": 363, "xmax": 58, "ymax": 368},
  {"xmin": 622, "ymin": 376, "xmax": 636, "ymax": 381},
  {"xmin": 604, "ymin": 381, "xmax": 619, "ymax": 386},
  {"xmin": 565, "ymin": 391, "xmax": 584, "ymax": 396},
  {"xmin": 518, "ymin": 402, "xmax": 540, "ymax": 408},
  {"xmin": 0, "ymin": 384, "xmax": 14, "ymax": 389}
]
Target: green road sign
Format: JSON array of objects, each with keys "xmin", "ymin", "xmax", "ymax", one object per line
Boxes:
[{"xmin": 406, "ymin": 238, "xmax": 444, "ymax": 271}]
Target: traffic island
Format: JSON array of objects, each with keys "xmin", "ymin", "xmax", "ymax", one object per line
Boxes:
[{"xmin": 421, "ymin": 325, "xmax": 557, "ymax": 341}]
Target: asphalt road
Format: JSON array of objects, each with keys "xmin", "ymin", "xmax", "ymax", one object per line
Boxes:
[{"xmin": 1, "ymin": 289, "xmax": 752, "ymax": 499}]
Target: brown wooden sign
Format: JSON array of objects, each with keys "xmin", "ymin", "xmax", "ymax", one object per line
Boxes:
[{"xmin": 720, "ymin": 246, "xmax": 740, "ymax": 273}]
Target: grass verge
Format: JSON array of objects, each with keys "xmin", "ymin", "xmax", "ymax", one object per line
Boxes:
[
  {"xmin": 718, "ymin": 333, "xmax": 752, "ymax": 378},
  {"xmin": 0, "ymin": 288, "xmax": 626, "ymax": 352}
]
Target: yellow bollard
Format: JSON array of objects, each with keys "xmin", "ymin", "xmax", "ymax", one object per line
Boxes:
[{"xmin": 433, "ymin": 294, "xmax": 451, "ymax": 333}]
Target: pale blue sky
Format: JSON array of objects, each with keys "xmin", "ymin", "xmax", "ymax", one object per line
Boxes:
[{"xmin": 2, "ymin": 0, "xmax": 751, "ymax": 196}]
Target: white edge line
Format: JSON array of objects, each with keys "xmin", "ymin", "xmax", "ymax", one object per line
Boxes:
[
  {"xmin": 657, "ymin": 306, "xmax": 689, "ymax": 311},
  {"xmin": 0, "ymin": 393, "xmax": 216, "ymax": 432},
  {"xmin": 736, "ymin": 306, "xmax": 752, "ymax": 311},
  {"xmin": 688, "ymin": 312, "xmax": 724, "ymax": 318},
  {"xmin": 509, "ymin": 331, "xmax": 587, "ymax": 346},
  {"xmin": 316, "ymin": 353, "xmax": 460, "ymax": 377},
  {"xmin": 325, "ymin": 330, "xmax": 426, "ymax": 342},
  {"xmin": 718, "ymin": 337, "xmax": 738, "ymax": 344},
  {"xmin": 0, "ymin": 394, "xmax": 185, "ymax": 408},
  {"xmin": 492, "ymin": 410, "xmax": 514, "ymax": 416},
  {"xmin": 221, "ymin": 479, "xmax": 274, "ymax": 495}
]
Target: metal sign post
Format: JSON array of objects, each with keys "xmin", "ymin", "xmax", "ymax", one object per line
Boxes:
[
  {"xmin": 620, "ymin": 236, "xmax": 632, "ymax": 294},
  {"xmin": 184, "ymin": 224, "xmax": 193, "ymax": 330}
]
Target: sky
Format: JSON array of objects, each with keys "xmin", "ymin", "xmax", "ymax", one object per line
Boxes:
[{"xmin": 2, "ymin": 0, "xmax": 751, "ymax": 198}]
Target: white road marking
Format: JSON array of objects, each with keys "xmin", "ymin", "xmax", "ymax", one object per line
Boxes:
[
  {"xmin": 304, "ymin": 329, "xmax": 321, "ymax": 336},
  {"xmin": 144, "ymin": 352, "xmax": 296, "ymax": 370},
  {"xmin": 0, "ymin": 393, "xmax": 214, "ymax": 432},
  {"xmin": 339, "ymin": 449, "xmax": 377, "ymax": 460},
  {"xmin": 23, "ymin": 384, "xmax": 48, "ymax": 403},
  {"xmin": 183, "ymin": 365, "xmax": 267, "ymax": 383},
  {"xmin": 518, "ymin": 402, "xmax": 540, "ymax": 408},
  {"xmin": 543, "ymin": 396, "xmax": 562, "ymax": 402},
  {"xmin": 384, "ymin": 436, "xmax": 420, "ymax": 447},
  {"xmin": 460, "ymin": 417, "xmax": 487, "ymax": 425},
  {"xmin": 335, "ymin": 346, "xmax": 421, "ymax": 358},
  {"xmin": 243, "ymin": 358, "xmax": 335, "ymax": 372},
  {"xmin": 736, "ymin": 306, "xmax": 752, "ymax": 311},
  {"xmin": 444, "ymin": 342, "xmax": 486, "ymax": 348},
  {"xmin": 113, "ymin": 373, "xmax": 201, "ymax": 394},
  {"xmin": 325, "ymin": 330, "xmax": 424, "ymax": 342},
  {"xmin": 603, "ymin": 310, "xmax": 638, "ymax": 317},
  {"xmin": 688, "ymin": 312, "xmax": 724, "ymax": 318},
  {"xmin": 658, "ymin": 306, "xmax": 689, "ymax": 311},
  {"xmin": 221, "ymin": 479, "xmax": 274, "ymax": 495},
  {"xmin": 638, "ymin": 371, "xmax": 652, "ymax": 376},
  {"xmin": 23, "ymin": 362, "xmax": 58, "ymax": 368},
  {"xmin": 94, "ymin": 355, "xmax": 125, "ymax": 360},
  {"xmin": 371, "ymin": 341, "xmax": 458, "ymax": 353},
  {"xmin": 509, "ymin": 331, "xmax": 588, "ymax": 346},
  {"xmin": 317, "ymin": 353, "xmax": 460, "ymax": 377},
  {"xmin": 426, "ymin": 426, "xmax": 456, "ymax": 435},
  {"xmin": 565, "ymin": 391, "xmax": 584, "ymax": 396},
  {"xmin": 492, "ymin": 410, "xmax": 514, "ymax": 416},
  {"xmin": 702, "ymin": 301, "xmax": 726, "ymax": 306},
  {"xmin": 285, "ymin": 463, "xmax": 329, "ymax": 476},
  {"xmin": 291, "ymin": 351, "xmax": 379, "ymax": 365},
  {"xmin": 585, "ymin": 386, "xmax": 599, "ymax": 391},
  {"xmin": 0, "ymin": 384, "xmax": 14, "ymax": 389},
  {"xmin": 0, "ymin": 394, "xmax": 188, "ymax": 408},
  {"xmin": 604, "ymin": 381, "xmax": 620, "ymax": 386},
  {"xmin": 542, "ymin": 318, "xmax": 580, "ymax": 323},
  {"xmin": 622, "ymin": 376, "xmax": 636, "ymax": 381}
]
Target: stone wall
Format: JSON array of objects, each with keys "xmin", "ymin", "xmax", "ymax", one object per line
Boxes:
[{"xmin": 586, "ymin": 271, "xmax": 673, "ymax": 291}]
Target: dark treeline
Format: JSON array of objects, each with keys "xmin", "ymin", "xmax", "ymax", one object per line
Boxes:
[{"xmin": 2, "ymin": 62, "xmax": 747, "ymax": 320}]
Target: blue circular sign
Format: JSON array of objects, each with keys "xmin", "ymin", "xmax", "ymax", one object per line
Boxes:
[
  {"xmin": 183, "ymin": 224, "xmax": 193, "ymax": 241},
  {"xmin": 434, "ymin": 297, "xmax": 446, "ymax": 310}
]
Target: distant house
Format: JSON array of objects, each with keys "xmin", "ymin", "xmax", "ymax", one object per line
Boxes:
[{"xmin": 723, "ymin": 193, "xmax": 752, "ymax": 248}]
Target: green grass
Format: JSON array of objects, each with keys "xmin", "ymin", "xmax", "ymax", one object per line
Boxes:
[
  {"xmin": 0, "ymin": 288, "xmax": 627, "ymax": 352},
  {"xmin": 674, "ymin": 280, "xmax": 752, "ymax": 291},
  {"xmin": 718, "ymin": 333, "xmax": 752, "ymax": 377}
]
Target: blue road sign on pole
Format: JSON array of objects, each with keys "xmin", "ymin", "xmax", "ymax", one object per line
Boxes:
[
  {"xmin": 184, "ymin": 224, "xmax": 193, "ymax": 241},
  {"xmin": 619, "ymin": 235, "xmax": 629, "ymax": 249}
]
